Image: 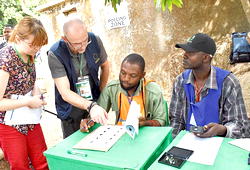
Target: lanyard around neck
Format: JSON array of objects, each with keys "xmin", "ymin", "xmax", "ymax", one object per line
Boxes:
[
  {"xmin": 117, "ymin": 82, "xmax": 146, "ymax": 122},
  {"xmin": 79, "ymin": 54, "xmax": 83, "ymax": 77}
]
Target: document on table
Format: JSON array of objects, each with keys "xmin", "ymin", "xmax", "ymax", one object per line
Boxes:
[
  {"xmin": 4, "ymin": 91, "xmax": 42, "ymax": 125},
  {"xmin": 124, "ymin": 101, "xmax": 140, "ymax": 139},
  {"xmin": 73, "ymin": 125, "xmax": 125, "ymax": 152},
  {"xmin": 228, "ymin": 138, "xmax": 250, "ymax": 152},
  {"xmin": 176, "ymin": 132, "xmax": 223, "ymax": 165}
]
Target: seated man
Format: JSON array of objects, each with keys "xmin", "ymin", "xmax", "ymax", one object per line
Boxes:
[
  {"xmin": 169, "ymin": 33, "xmax": 250, "ymax": 138},
  {"xmin": 81, "ymin": 53, "xmax": 166, "ymax": 131}
]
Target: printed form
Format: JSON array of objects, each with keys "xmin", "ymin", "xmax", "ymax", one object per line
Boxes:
[{"xmin": 176, "ymin": 132, "xmax": 223, "ymax": 165}]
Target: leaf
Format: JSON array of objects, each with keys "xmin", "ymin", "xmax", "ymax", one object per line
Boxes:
[
  {"xmin": 177, "ymin": 0, "xmax": 183, "ymax": 5},
  {"xmin": 166, "ymin": 0, "xmax": 172, "ymax": 12},
  {"xmin": 161, "ymin": 0, "xmax": 166, "ymax": 11},
  {"xmin": 172, "ymin": 0, "xmax": 183, "ymax": 8},
  {"xmin": 112, "ymin": 0, "xmax": 118, "ymax": 12}
]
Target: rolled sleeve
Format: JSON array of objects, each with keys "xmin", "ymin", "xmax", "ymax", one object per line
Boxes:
[
  {"xmin": 96, "ymin": 36, "xmax": 108, "ymax": 65},
  {"xmin": 0, "ymin": 49, "xmax": 12, "ymax": 73},
  {"xmin": 47, "ymin": 51, "xmax": 67, "ymax": 79}
]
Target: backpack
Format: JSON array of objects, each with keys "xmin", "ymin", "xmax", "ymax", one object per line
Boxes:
[{"xmin": 230, "ymin": 32, "xmax": 250, "ymax": 64}]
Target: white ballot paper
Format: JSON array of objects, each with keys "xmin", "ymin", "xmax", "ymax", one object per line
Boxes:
[
  {"xmin": 73, "ymin": 125, "xmax": 125, "ymax": 152},
  {"xmin": 176, "ymin": 132, "xmax": 223, "ymax": 165},
  {"xmin": 4, "ymin": 91, "xmax": 42, "ymax": 125},
  {"xmin": 190, "ymin": 113, "xmax": 197, "ymax": 126},
  {"xmin": 124, "ymin": 101, "xmax": 140, "ymax": 139},
  {"xmin": 228, "ymin": 138, "xmax": 250, "ymax": 152}
]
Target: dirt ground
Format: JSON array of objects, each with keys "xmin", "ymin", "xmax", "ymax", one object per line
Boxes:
[{"xmin": 0, "ymin": 160, "xmax": 9, "ymax": 170}]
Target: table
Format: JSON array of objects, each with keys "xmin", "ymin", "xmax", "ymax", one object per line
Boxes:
[
  {"xmin": 44, "ymin": 126, "xmax": 173, "ymax": 170},
  {"xmin": 148, "ymin": 130, "xmax": 250, "ymax": 170}
]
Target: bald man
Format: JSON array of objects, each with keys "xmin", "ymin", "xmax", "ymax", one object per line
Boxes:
[{"xmin": 48, "ymin": 18, "xmax": 109, "ymax": 138}]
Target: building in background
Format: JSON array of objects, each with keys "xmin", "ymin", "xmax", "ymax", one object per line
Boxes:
[{"xmin": 35, "ymin": 0, "xmax": 250, "ymax": 118}]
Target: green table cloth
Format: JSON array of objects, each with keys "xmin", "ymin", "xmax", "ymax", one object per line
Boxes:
[
  {"xmin": 44, "ymin": 126, "xmax": 173, "ymax": 170},
  {"xmin": 149, "ymin": 130, "xmax": 250, "ymax": 170}
]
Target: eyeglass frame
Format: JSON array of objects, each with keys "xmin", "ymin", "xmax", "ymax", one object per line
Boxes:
[
  {"xmin": 65, "ymin": 36, "xmax": 92, "ymax": 50},
  {"xmin": 21, "ymin": 39, "xmax": 41, "ymax": 49}
]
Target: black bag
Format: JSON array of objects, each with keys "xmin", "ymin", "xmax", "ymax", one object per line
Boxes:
[{"xmin": 230, "ymin": 32, "xmax": 250, "ymax": 64}]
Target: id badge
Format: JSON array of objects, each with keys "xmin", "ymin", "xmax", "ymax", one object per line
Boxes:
[{"xmin": 75, "ymin": 76, "xmax": 93, "ymax": 100}]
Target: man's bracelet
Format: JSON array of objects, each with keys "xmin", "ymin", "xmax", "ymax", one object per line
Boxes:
[{"xmin": 87, "ymin": 101, "xmax": 97, "ymax": 113}]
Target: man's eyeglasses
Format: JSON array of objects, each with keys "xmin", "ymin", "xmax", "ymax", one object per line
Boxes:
[{"xmin": 66, "ymin": 37, "xmax": 92, "ymax": 50}]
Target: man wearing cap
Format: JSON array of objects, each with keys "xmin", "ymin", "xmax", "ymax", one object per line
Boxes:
[{"xmin": 169, "ymin": 33, "xmax": 250, "ymax": 138}]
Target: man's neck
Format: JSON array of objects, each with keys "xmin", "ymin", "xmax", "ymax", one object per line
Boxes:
[
  {"xmin": 125, "ymin": 82, "xmax": 140, "ymax": 97},
  {"xmin": 192, "ymin": 65, "xmax": 211, "ymax": 81},
  {"xmin": 127, "ymin": 88, "xmax": 137, "ymax": 97}
]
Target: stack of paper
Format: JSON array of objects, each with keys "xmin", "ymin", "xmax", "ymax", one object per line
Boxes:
[
  {"xmin": 4, "ymin": 91, "xmax": 42, "ymax": 125},
  {"xmin": 228, "ymin": 138, "xmax": 250, "ymax": 152},
  {"xmin": 176, "ymin": 132, "xmax": 223, "ymax": 165}
]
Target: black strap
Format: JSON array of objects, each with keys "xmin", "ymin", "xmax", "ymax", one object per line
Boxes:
[{"xmin": 43, "ymin": 109, "xmax": 57, "ymax": 116}]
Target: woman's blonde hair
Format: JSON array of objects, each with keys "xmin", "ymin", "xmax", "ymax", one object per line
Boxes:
[{"xmin": 9, "ymin": 16, "xmax": 48, "ymax": 47}]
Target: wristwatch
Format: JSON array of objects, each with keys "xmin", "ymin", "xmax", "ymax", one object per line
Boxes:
[{"xmin": 87, "ymin": 101, "xmax": 97, "ymax": 113}]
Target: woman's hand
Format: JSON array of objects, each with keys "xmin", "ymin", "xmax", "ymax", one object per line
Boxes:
[{"xmin": 26, "ymin": 95, "xmax": 46, "ymax": 109}]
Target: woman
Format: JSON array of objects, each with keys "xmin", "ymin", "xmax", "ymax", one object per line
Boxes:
[{"xmin": 0, "ymin": 16, "xmax": 49, "ymax": 170}]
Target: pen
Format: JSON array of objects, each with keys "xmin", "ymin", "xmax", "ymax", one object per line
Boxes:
[
  {"xmin": 67, "ymin": 150, "xmax": 87, "ymax": 157},
  {"xmin": 40, "ymin": 92, "xmax": 46, "ymax": 110},
  {"xmin": 40, "ymin": 94, "xmax": 43, "ymax": 100},
  {"xmin": 39, "ymin": 93, "xmax": 57, "ymax": 116},
  {"xmin": 81, "ymin": 119, "xmax": 94, "ymax": 130},
  {"xmin": 40, "ymin": 92, "xmax": 47, "ymax": 100},
  {"xmin": 87, "ymin": 119, "xmax": 94, "ymax": 126}
]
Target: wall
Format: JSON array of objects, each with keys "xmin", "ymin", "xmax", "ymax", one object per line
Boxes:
[{"xmin": 37, "ymin": 0, "xmax": 250, "ymax": 117}]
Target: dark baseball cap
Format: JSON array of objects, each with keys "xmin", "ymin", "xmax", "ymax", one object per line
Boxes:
[{"xmin": 175, "ymin": 33, "xmax": 216, "ymax": 55}]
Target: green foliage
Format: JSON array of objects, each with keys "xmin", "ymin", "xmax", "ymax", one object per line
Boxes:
[
  {"xmin": 22, "ymin": 0, "xmax": 48, "ymax": 16},
  {"xmin": 105, "ymin": 0, "xmax": 183, "ymax": 12},
  {"xmin": 153, "ymin": 0, "xmax": 183, "ymax": 12},
  {"xmin": 0, "ymin": 0, "xmax": 48, "ymax": 35},
  {"xmin": 0, "ymin": 0, "xmax": 26, "ymax": 34},
  {"xmin": 105, "ymin": 0, "xmax": 121, "ymax": 12}
]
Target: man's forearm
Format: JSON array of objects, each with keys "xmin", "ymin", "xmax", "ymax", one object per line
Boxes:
[
  {"xmin": 61, "ymin": 89, "xmax": 92, "ymax": 110},
  {"xmin": 54, "ymin": 76, "xmax": 92, "ymax": 111},
  {"xmin": 140, "ymin": 120, "xmax": 161, "ymax": 126}
]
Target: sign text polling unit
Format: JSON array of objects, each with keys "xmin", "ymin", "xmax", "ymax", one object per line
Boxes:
[{"xmin": 105, "ymin": 1, "xmax": 130, "ymax": 30}]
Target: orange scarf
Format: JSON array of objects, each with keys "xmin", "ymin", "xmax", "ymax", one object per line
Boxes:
[{"xmin": 117, "ymin": 79, "xmax": 152, "ymax": 125}]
